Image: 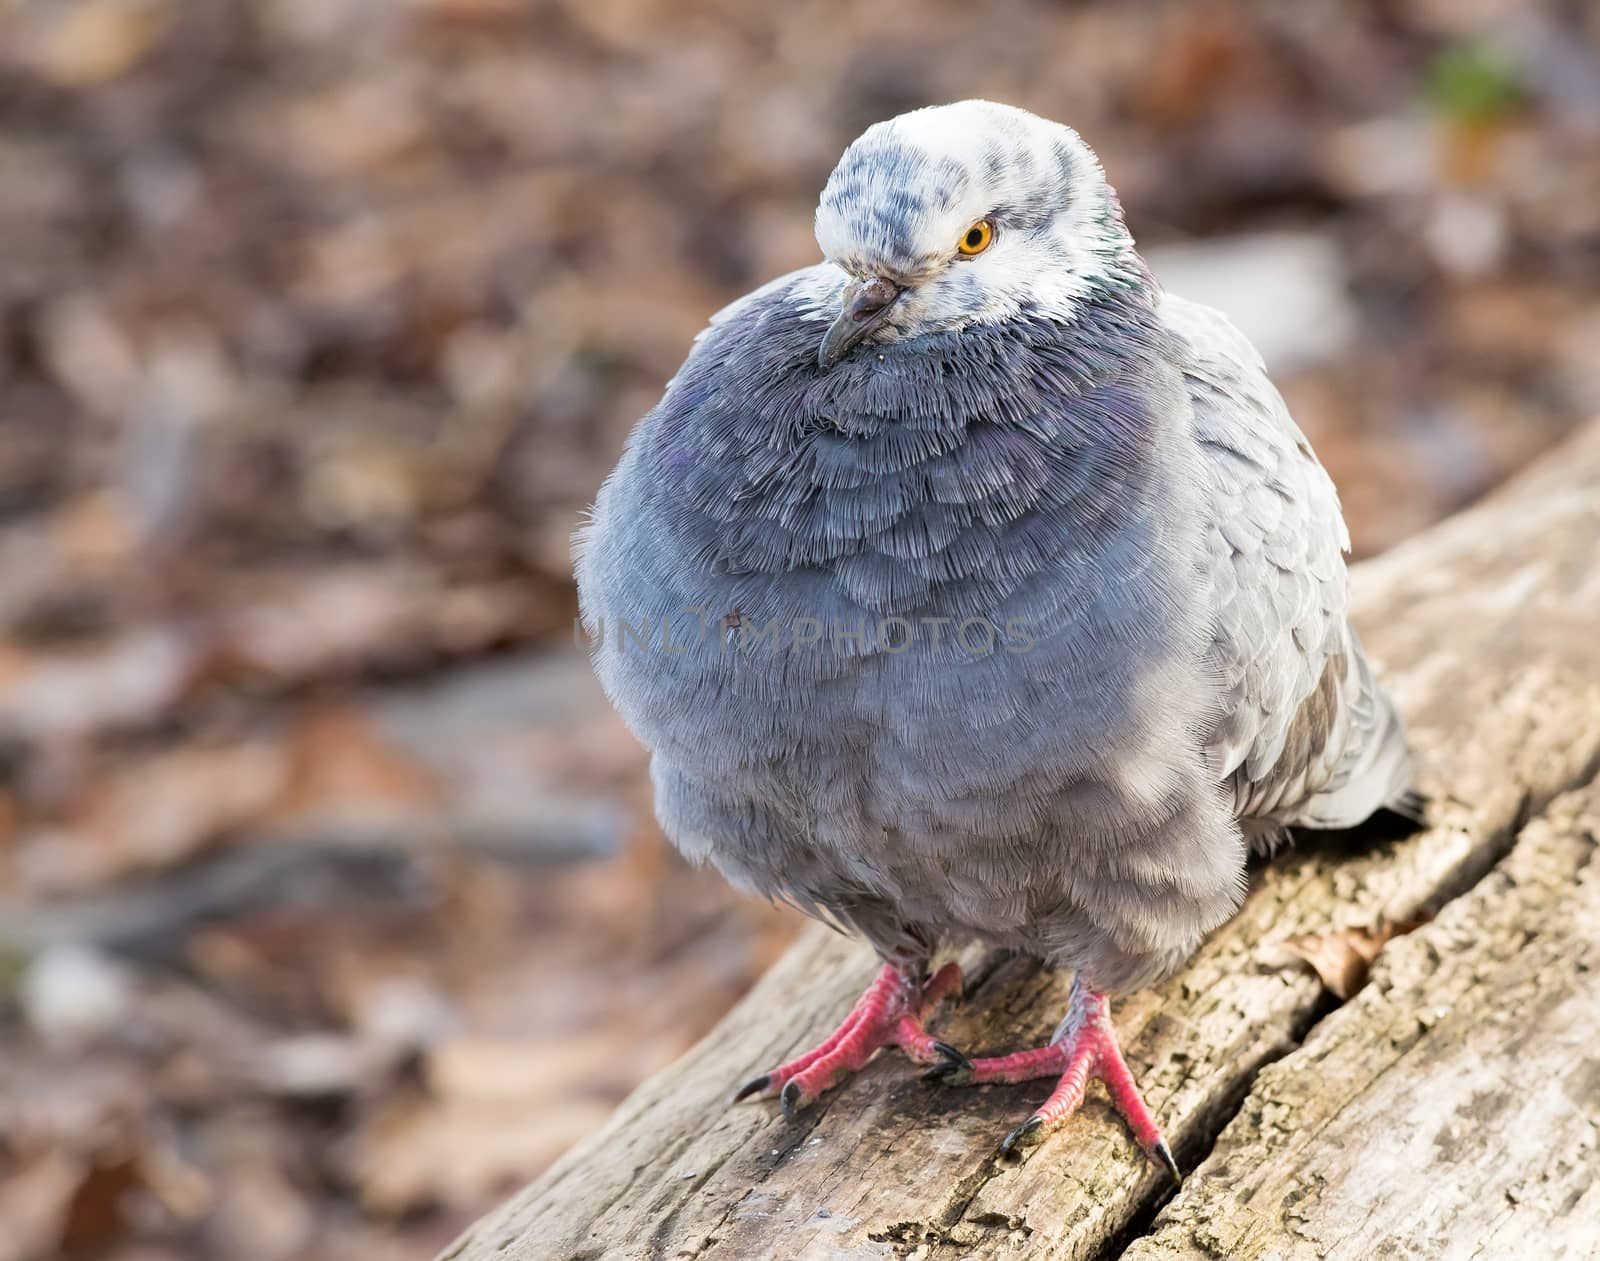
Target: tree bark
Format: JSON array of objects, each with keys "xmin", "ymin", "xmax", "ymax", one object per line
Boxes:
[{"xmin": 442, "ymin": 420, "xmax": 1600, "ymax": 1261}]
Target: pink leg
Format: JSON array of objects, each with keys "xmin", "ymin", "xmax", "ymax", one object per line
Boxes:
[
  {"xmin": 735, "ymin": 961, "xmax": 963, "ymax": 1117},
  {"xmin": 924, "ymin": 977, "xmax": 1179, "ymax": 1181}
]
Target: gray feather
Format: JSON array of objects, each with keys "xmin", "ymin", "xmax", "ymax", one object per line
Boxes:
[{"xmin": 1167, "ymin": 294, "xmax": 1414, "ymax": 838}]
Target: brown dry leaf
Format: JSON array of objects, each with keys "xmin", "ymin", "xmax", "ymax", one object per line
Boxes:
[
  {"xmin": 210, "ymin": 566, "xmax": 549, "ymax": 685},
  {"xmin": 22, "ymin": 0, "xmax": 174, "ymax": 87},
  {"xmin": 346, "ymin": 1033, "xmax": 681, "ymax": 1215},
  {"xmin": 351, "ymin": 1093, "xmax": 610, "ymax": 1216},
  {"xmin": 276, "ymin": 79, "xmax": 432, "ymax": 181},
  {"xmin": 51, "ymin": 490, "xmax": 142, "ymax": 572},
  {"xmin": 0, "ymin": 787, "xmax": 20, "ymax": 849},
  {"xmin": 0, "ymin": 1152, "xmax": 83, "ymax": 1261},
  {"xmin": 1439, "ymin": 118, "xmax": 1519, "ymax": 187},
  {"xmin": 57, "ymin": 1152, "xmax": 147, "ymax": 1254},
  {"xmin": 1128, "ymin": 17, "xmax": 1252, "ymax": 129},
  {"xmin": 1281, "ymin": 918, "xmax": 1428, "ymax": 999},
  {"xmin": 205, "ymin": 1157, "xmax": 315, "ymax": 1261},
  {"xmin": 266, "ymin": 704, "xmax": 444, "ymax": 829},
  {"xmin": 52, "ymin": 1145, "xmax": 208, "ymax": 1255},
  {"xmin": 41, "ymin": 742, "xmax": 289, "ymax": 891},
  {"xmin": 425, "ymin": 1033, "xmax": 637, "ymax": 1108},
  {"xmin": 0, "ymin": 642, "xmax": 35, "ymax": 692}
]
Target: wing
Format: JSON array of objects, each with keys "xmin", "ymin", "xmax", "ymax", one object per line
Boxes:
[{"xmin": 1162, "ymin": 294, "xmax": 1414, "ymax": 836}]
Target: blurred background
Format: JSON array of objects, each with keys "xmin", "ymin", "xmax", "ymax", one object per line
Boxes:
[{"xmin": 0, "ymin": 0, "xmax": 1596, "ymax": 1257}]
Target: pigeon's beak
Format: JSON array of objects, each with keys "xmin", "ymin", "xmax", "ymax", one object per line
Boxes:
[{"xmin": 817, "ymin": 276, "xmax": 904, "ymax": 371}]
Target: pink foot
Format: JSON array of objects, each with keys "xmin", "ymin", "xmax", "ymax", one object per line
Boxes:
[
  {"xmin": 924, "ymin": 978, "xmax": 1179, "ymax": 1182},
  {"xmin": 734, "ymin": 961, "xmax": 962, "ymax": 1117}
]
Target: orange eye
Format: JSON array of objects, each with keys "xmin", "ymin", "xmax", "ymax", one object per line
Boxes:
[{"xmin": 957, "ymin": 220, "xmax": 994, "ymax": 256}]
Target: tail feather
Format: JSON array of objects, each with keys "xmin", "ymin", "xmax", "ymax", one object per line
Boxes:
[{"xmin": 1280, "ymin": 634, "xmax": 1415, "ymax": 833}]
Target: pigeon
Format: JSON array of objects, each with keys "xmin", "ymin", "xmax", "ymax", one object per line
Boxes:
[{"xmin": 574, "ymin": 99, "xmax": 1415, "ymax": 1178}]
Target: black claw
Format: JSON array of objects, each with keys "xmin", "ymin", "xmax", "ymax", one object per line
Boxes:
[
  {"xmin": 779, "ymin": 1078, "xmax": 806, "ymax": 1121},
  {"xmin": 1152, "ymin": 1137, "xmax": 1182, "ymax": 1186},
  {"xmin": 733, "ymin": 1074, "xmax": 770, "ymax": 1103},
  {"xmin": 920, "ymin": 1041, "xmax": 974, "ymax": 1084},
  {"xmin": 998, "ymin": 1114, "xmax": 1044, "ymax": 1159},
  {"xmin": 932, "ymin": 1041, "xmax": 972, "ymax": 1069}
]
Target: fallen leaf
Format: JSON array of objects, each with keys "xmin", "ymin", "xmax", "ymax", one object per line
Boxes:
[
  {"xmin": 54, "ymin": 1143, "xmax": 209, "ymax": 1254},
  {"xmin": 350, "ymin": 1093, "xmax": 610, "ymax": 1215},
  {"xmin": 25, "ymin": 742, "xmax": 289, "ymax": 895},
  {"xmin": 0, "ymin": 1152, "xmax": 82, "ymax": 1261},
  {"xmin": 58, "ymin": 1152, "xmax": 145, "ymax": 1253},
  {"xmin": 205, "ymin": 1157, "xmax": 315, "ymax": 1261},
  {"xmin": 1281, "ymin": 917, "xmax": 1429, "ymax": 999},
  {"xmin": 23, "ymin": 0, "xmax": 174, "ymax": 88},
  {"xmin": 266, "ymin": 704, "xmax": 444, "ymax": 830},
  {"xmin": 425, "ymin": 1032, "xmax": 639, "ymax": 1107}
]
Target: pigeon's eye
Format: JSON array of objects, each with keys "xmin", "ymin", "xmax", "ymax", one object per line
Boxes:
[{"xmin": 957, "ymin": 220, "xmax": 994, "ymax": 256}]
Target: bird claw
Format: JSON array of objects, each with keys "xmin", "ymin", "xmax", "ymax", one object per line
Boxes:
[
  {"xmin": 998, "ymin": 1114, "xmax": 1045, "ymax": 1158},
  {"xmin": 920, "ymin": 1040, "xmax": 975, "ymax": 1086},
  {"xmin": 779, "ymin": 1078, "xmax": 810, "ymax": 1120},
  {"xmin": 730, "ymin": 962, "xmax": 963, "ymax": 1121},
  {"xmin": 1152, "ymin": 1137, "xmax": 1182, "ymax": 1186}
]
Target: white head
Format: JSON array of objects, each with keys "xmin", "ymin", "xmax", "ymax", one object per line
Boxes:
[{"xmin": 812, "ymin": 100, "xmax": 1142, "ymax": 368}]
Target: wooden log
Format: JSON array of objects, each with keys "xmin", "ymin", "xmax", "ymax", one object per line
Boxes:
[
  {"xmin": 442, "ymin": 420, "xmax": 1600, "ymax": 1261},
  {"xmin": 1123, "ymin": 784, "xmax": 1600, "ymax": 1261}
]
